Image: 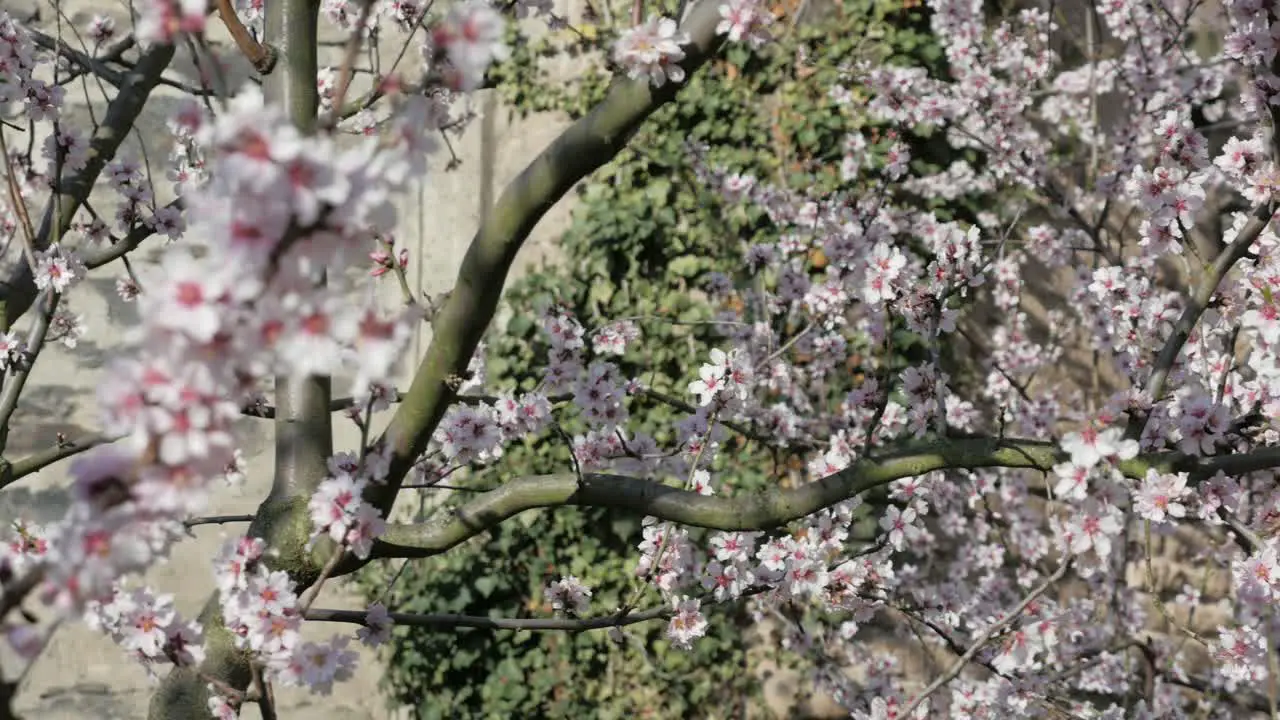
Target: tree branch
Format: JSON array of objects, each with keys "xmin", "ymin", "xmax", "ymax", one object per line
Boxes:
[
  {"xmin": 0, "ymin": 433, "xmax": 111, "ymax": 490},
  {"xmin": 26, "ymin": 28, "xmax": 197, "ymax": 94},
  {"xmin": 305, "ymin": 603, "xmax": 672, "ymax": 631},
  {"xmin": 0, "ymin": 41, "xmax": 176, "ymax": 331},
  {"xmin": 215, "ymin": 0, "xmax": 277, "ymax": 74},
  {"xmin": 184, "ymin": 514, "xmax": 256, "ymax": 529},
  {"xmin": 82, "ymin": 200, "xmax": 182, "ymax": 270},
  {"xmin": 260, "ymin": 0, "xmax": 330, "ymax": 526},
  {"xmin": 640, "ymin": 387, "xmax": 817, "ymax": 450},
  {"xmin": 306, "ymin": 576, "xmax": 780, "ymax": 631},
  {"xmin": 1130, "ymin": 202, "xmax": 1276, "ymax": 437},
  {"xmin": 241, "ymin": 388, "xmax": 405, "ymax": 418},
  {"xmin": 371, "ymin": 437, "xmax": 1280, "ymax": 559},
  {"xmin": 902, "ymin": 559, "xmax": 1072, "ymax": 716},
  {"xmin": 370, "ymin": 0, "xmax": 730, "ymax": 517}
]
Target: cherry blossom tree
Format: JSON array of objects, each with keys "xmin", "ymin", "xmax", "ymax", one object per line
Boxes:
[{"xmin": 2, "ymin": 0, "xmax": 1280, "ymax": 718}]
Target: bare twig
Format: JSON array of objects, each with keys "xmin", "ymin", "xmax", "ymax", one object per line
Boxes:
[
  {"xmin": 184, "ymin": 514, "xmax": 257, "ymax": 529},
  {"xmin": 308, "ymin": 576, "xmax": 779, "ymax": 632},
  {"xmin": 322, "ymin": 0, "xmax": 378, "ymax": 127},
  {"xmin": 241, "ymin": 388, "xmax": 406, "ymax": 418},
  {"xmin": 0, "ymin": 290, "xmax": 62, "ymax": 453}
]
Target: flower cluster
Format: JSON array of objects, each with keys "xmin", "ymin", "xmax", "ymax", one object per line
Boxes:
[
  {"xmin": 308, "ymin": 446, "xmax": 393, "ymax": 559},
  {"xmin": 716, "ymin": 0, "xmax": 773, "ymax": 48},
  {"xmin": 545, "ymin": 575, "xmax": 592, "ymax": 615},
  {"xmin": 427, "ymin": 0, "xmax": 510, "ymax": 91},
  {"xmin": 135, "ymin": 0, "xmax": 206, "ymax": 46},
  {"xmin": 432, "ymin": 389, "xmax": 553, "ymax": 468},
  {"xmin": 86, "ymin": 584, "xmax": 205, "ymax": 677},
  {"xmin": 687, "ymin": 347, "xmax": 753, "ymax": 409},
  {"xmin": 213, "ymin": 535, "xmax": 360, "ymax": 699},
  {"xmin": 612, "ymin": 16, "xmax": 690, "ymax": 88}
]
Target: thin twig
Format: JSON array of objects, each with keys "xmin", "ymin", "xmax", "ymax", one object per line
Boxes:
[
  {"xmin": 250, "ymin": 662, "xmax": 278, "ymax": 720},
  {"xmin": 184, "ymin": 514, "xmax": 256, "ymax": 528},
  {"xmin": 902, "ymin": 560, "xmax": 1072, "ymax": 716},
  {"xmin": 0, "ymin": 291, "xmax": 62, "ymax": 449},
  {"xmin": 0, "ymin": 127, "xmax": 38, "ymax": 275},
  {"xmin": 0, "ymin": 434, "xmax": 111, "ymax": 489},
  {"xmin": 309, "ymin": 579, "xmax": 778, "ymax": 632}
]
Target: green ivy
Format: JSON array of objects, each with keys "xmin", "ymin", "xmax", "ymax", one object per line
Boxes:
[{"xmin": 367, "ymin": 3, "xmax": 956, "ymax": 718}]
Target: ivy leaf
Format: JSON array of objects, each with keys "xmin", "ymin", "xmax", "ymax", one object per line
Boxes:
[
  {"xmin": 668, "ymin": 255, "xmax": 705, "ymax": 279},
  {"xmin": 646, "ymin": 177, "xmax": 672, "ymax": 202},
  {"xmin": 610, "ymin": 515, "xmax": 640, "ymax": 543},
  {"xmin": 475, "ymin": 576, "xmax": 498, "ymax": 598},
  {"xmin": 507, "ymin": 313, "xmax": 534, "ymax": 337}
]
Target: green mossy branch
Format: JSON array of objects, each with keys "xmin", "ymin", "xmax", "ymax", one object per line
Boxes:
[{"xmin": 373, "ymin": 436, "xmax": 1280, "ymax": 558}]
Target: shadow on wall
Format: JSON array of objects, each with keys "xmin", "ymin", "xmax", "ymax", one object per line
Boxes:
[{"xmin": 0, "ymin": 483, "xmax": 72, "ymax": 527}]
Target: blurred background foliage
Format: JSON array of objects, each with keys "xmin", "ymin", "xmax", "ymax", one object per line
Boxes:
[{"xmin": 361, "ymin": 1, "xmax": 962, "ymax": 717}]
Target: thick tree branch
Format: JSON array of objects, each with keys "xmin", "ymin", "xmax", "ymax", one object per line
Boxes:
[
  {"xmin": 372, "ymin": 437, "xmax": 1280, "ymax": 559},
  {"xmin": 372, "ymin": 438, "xmax": 1065, "ymax": 557},
  {"xmin": 259, "ymin": 0, "xmax": 331, "ymax": 534},
  {"xmin": 260, "ymin": 0, "xmax": 331, "ymax": 518},
  {"xmin": 370, "ymin": 0, "xmax": 729, "ymax": 517}
]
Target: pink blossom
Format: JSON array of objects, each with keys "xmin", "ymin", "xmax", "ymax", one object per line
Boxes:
[
  {"xmin": 1060, "ymin": 426, "xmax": 1138, "ymax": 469},
  {"xmin": 613, "ymin": 16, "xmax": 689, "ymax": 88},
  {"xmin": 666, "ymin": 595, "xmax": 707, "ymax": 649},
  {"xmin": 135, "ymin": 0, "xmax": 206, "ymax": 45},
  {"xmin": 357, "ymin": 603, "xmax": 393, "ymax": 648},
  {"xmin": 430, "ymin": 1, "xmax": 509, "ymax": 91},
  {"xmin": 716, "ymin": 0, "xmax": 772, "ymax": 47},
  {"xmin": 546, "ymin": 576, "xmax": 593, "ymax": 615},
  {"xmin": 1133, "ymin": 469, "xmax": 1189, "ymax": 523}
]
